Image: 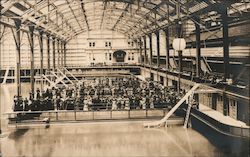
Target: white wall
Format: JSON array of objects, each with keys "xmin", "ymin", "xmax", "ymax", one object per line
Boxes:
[{"xmin": 66, "ymin": 30, "xmax": 140, "ymax": 67}]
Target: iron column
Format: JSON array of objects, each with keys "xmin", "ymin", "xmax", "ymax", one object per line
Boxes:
[
  {"xmin": 47, "ymin": 34, "xmax": 50, "ymax": 71},
  {"xmin": 156, "ymin": 31, "xmax": 160, "ymax": 68},
  {"xmin": 164, "ymin": 28, "xmax": 170, "ymax": 86},
  {"xmin": 177, "ymin": 21, "xmax": 183, "ymax": 94},
  {"xmin": 57, "ymin": 39, "xmax": 60, "ymax": 67},
  {"xmin": 28, "ymin": 26, "xmax": 35, "ymax": 95},
  {"xmin": 52, "ymin": 37, "xmax": 56, "ymax": 70},
  {"xmin": 39, "ymin": 31, "xmax": 44, "ymax": 89},
  {"xmin": 195, "ymin": 17, "xmax": 201, "ymax": 78},
  {"xmin": 221, "ymin": 7, "xmax": 230, "ymax": 80},
  {"xmin": 139, "ymin": 38, "xmax": 142, "ymax": 64},
  {"xmin": 221, "ymin": 6, "xmax": 230, "ymax": 116},
  {"xmin": 149, "ymin": 34, "xmax": 153, "ymax": 66},
  {"xmin": 64, "ymin": 41, "xmax": 66, "ymax": 67},
  {"xmin": 61, "ymin": 40, "xmax": 64, "ymax": 67},
  {"xmin": 143, "ymin": 36, "xmax": 147, "ymax": 65},
  {"xmin": 13, "ymin": 19, "xmax": 21, "ymax": 98}
]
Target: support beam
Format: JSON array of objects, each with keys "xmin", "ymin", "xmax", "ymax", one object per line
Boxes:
[
  {"xmin": 61, "ymin": 40, "xmax": 64, "ymax": 67},
  {"xmin": 156, "ymin": 31, "xmax": 160, "ymax": 67},
  {"xmin": 52, "ymin": 37, "xmax": 56, "ymax": 70},
  {"xmin": 57, "ymin": 39, "xmax": 60, "ymax": 67},
  {"xmin": 38, "ymin": 31, "xmax": 44, "ymax": 89},
  {"xmin": 139, "ymin": 38, "xmax": 143, "ymax": 64},
  {"xmin": 64, "ymin": 41, "xmax": 66, "ymax": 67},
  {"xmin": 13, "ymin": 19, "xmax": 21, "ymax": 98},
  {"xmin": 28, "ymin": 26, "xmax": 35, "ymax": 95},
  {"xmin": 220, "ymin": 6, "xmax": 230, "ymax": 116},
  {"xmin": 164, "ymin": 28, "xmax": 170, "ymax": 86},
  {"xmin": 143, "ymin": 36, "xmax": 147, "ymax": 65},
  {"xmin": 149, "ymin": 34, "xmax": 153, "ymax": 66},
  {"xmin": 47, "ymin": 34, "xmax": 50, "ymax": 71},
  {"xmin": 165, "ymin": 28, "xmax": 170, "ymax": 70},
  {"xmin": 221, "ymin": 7, "xmax": 230, "ymax": 80},
  {"xmin": 195, "ymin": 17, "xmax": 201, "ymax": 78},
  {"xmin": 176, "ymin": 20, "xmax": 183, "ymax": 93},
  {"xmin": 79, "ymin": 0, "xmax": 89, "ymax": 31}
]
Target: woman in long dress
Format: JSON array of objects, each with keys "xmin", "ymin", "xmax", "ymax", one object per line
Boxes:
[{"xmin": 112, "ymin": 98, "xmax": 117, "ymax": 110}]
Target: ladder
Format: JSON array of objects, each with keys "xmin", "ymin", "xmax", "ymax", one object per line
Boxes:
[{"xmin": 183, "ymin": 92, "xmax": 194, "ymax": 128}]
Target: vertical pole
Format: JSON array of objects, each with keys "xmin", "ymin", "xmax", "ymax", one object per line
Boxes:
[
  {"xmin": 165, "ymin": 28, "xmax": 170, "ymax": 70},
  {"xmin": 165, "ymin": 28, "xmax": 170, "ymax": 86},
  {"xmin": 143, "ymin": 36, "xmax": 147, "ymax": 65},
  {"xmin": 64, "ymin": 41, "xmax": 66, "ymax": 67},
  {"xmin": 39, "ymin": 31, "xmax": 44, "ymax": 89},
  {"xmin": 156, "ymin": 31, "xmax": 160, "ymax": 68},
  {"xmin": 221, "ymin": 6, "xmax": 229, "ymax": 116},
  {"xmin": 61, "ymin": 40, "xmax": 63, "ymax": 67},
  {"xmin": 57, "ymin": 39, "xmax": 60, "ymax": 68},
  {"xmin": 221, "ymin": 7, "xmax": 230, "ymax": 81},
  {"xmin": 29, "ymin": 26, "xmax": 35, "ymax": 95},
  {"xmin": 47, "ymin": 34, "xmax": 50, "ymax": 71},
  {"xmin": 149, "ymin": 34, "xmax": 153, "ymax": 66},
  {"xmin": 176, "ymin": 2, "xmax": 182, "ymax": 93},
  {"xmin": 52, "ymin": 37, "xmax": 56, "ymax": 70},
  {"xmin": 14, "ymin": 19, "xmax": 21, "ymax": 98},
  {"xmin": 156, "ymin": 31, "xmax": 160, "ymax": 82},
  {"xmin": 177, "ymin": 21, "xmax": 182, "ymax": 94},
  {"xmin": 195, "ymin": 17, "xmax": 201, "ymax": 78},
  {"xmin": 139, "ymin": 38, "xmax": 142, "ymax": 64}
]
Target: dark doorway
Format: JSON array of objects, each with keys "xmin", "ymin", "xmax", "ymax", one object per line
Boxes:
[
  {"xmin": 113, "ymin": 50, "xmax": 126, "ymax": 62},
  {"xmin": 160, "ymin": 76, "xmax": 164, "ymax": 85},
  {"xmin": 172, "ymin": 80, "xmax": 178, "ymax": 91},
  {"xmin": 150, "ymin": 73, "xmax": 154, "ymax": 81}
]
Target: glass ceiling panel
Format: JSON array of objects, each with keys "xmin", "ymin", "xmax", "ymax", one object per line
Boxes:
[{"xmin": 0, "ymin": 0, "xmax": 243, "ymax": 40}]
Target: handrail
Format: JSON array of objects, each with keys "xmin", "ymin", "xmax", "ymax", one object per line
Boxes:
[
  {"xmin": 62, "ymin": 67, "xmax": 79, "ymax": 82},
  {"xmin": 50, "ymin": 71, "xmax": 68, "ymax": 87},
  {"xmin": 56, "ymin": 68, "xmax": 74, "ymax": 85}
]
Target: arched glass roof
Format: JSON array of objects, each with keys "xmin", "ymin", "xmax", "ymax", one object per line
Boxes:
[{"xmin": 1, "ymin": 0, "xmax": 249, "ymax": 41}]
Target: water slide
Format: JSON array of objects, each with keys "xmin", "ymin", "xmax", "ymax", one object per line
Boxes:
[{"xmin": 143, "ymin": 84, "xmax": 200, "ymax": 128}]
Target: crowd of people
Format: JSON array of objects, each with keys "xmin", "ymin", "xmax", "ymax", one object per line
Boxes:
[{"xmin": 13, "ymin": 77, "xmax": 184, "ymax": 112}]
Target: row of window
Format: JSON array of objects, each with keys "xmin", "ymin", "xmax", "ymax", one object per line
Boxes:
[
  {"xmin": 89, "ymin": 42, "xmax": 95, "ymax": 47},
  {"xmin": 89, "ymin": 42, "xmax": 112, "ymax": 48},
  {"xmin": 88, "ymin": 41, "xmax": 142, "ymax": 48},
  {"xmin": 128, "ymin": 41, "xmax": 143, "ymax": 47}
]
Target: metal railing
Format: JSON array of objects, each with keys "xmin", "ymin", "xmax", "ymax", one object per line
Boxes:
[{"xmin": 7, "ymin": 109, "xmax": 172, "ymax": 124}]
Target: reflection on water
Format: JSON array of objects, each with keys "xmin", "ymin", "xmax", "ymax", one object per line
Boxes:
[
  {"xmin": 1, "ymin": 83, "xmax": 224, "ymax": 157},
  {"xmin": 8, "ymin": 129, "xmax": 29, "ymax": 140},
  {"xmin": 1, "ymin": 122, "xmax": 223, "ymax": 157}
]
